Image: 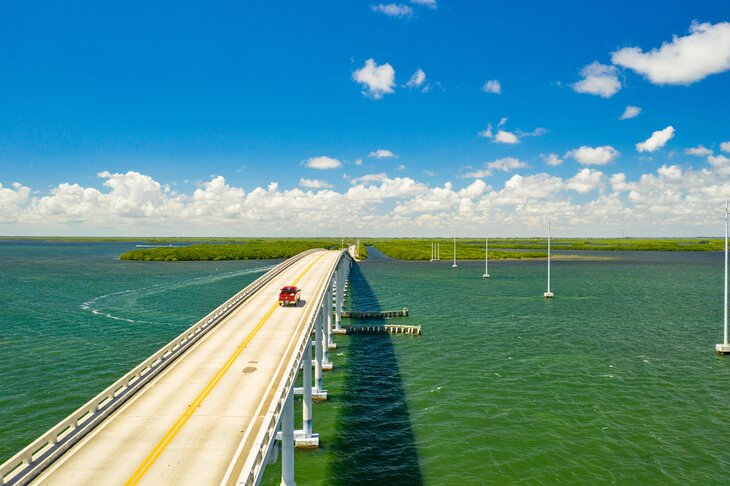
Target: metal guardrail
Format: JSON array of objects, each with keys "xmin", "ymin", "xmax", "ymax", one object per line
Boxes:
[
  {"xmin": 0, "ymin": 249, "xmax": 321, "ymax": 486},
  {"xmin": 228, "ymin": 249, "xmax": 352, "ymax": 486}
]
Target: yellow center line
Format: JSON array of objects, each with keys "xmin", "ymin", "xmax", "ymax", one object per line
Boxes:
[{"xmin": 125, "ymin": 251, "xmax": 328, "ymax": 485}]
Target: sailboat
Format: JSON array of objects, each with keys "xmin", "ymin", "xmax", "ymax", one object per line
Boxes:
[
  {"xmin": 452, "ymin": 237, "xmax": 458, "ymax": 268},
  {"xmin": 483, "ymin": 236, "xmax": 490, "ymax": 278},
  {"xmin": 716, "ymin": 200, "xmax": 729, "ymax": 354},
  {"xmin": 544, "ymin": 219, "xmax": 554, "ymax": 298}
]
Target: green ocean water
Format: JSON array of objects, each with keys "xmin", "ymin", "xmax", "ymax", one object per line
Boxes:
[{"xmin": 2, "ymin": 242, "xmax": 729, "ymax": 484}]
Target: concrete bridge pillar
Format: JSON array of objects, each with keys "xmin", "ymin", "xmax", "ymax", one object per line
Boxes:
[
  {"xmin": 292, "ymin": 336, "xmax": 319, "ymax": 447},
  {"xmin": 335, "ymin": 266, "xmax": 343, "ymax": 331},
  {"xmin": 302, "ymin": 337, "xmax": 312, "ymax": 437},
  {"xmin": 311, "ymin": 306, "xmax": 328, "ymax": 401},
  {"xmin": 281, "ymin": 387, "xmax": 295, "ymax": 486},
  {"xmin": 323, "ymin": 284, "xmax": 332, "ymax": 370},
  {"xmin": 314, "ymin": 308, "xmax": 323, "ymax": 392}
]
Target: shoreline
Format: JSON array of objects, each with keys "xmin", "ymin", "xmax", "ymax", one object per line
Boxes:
[{"xmin": 0, "ymin": 238, "xmax": 720, "ymax": 263}]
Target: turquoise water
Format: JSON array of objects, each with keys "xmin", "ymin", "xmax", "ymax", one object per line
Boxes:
[
  {"xmin": 0, "ymin": 241, "xmax": 276, "ymax": 463},
  {"xmin": 2, "ymin": 242, "xmax": 730, "ymax": 484}
]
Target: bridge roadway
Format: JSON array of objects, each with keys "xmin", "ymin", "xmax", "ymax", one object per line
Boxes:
[{"xmin": 26, "ymin": 249, "xmax": 343, "ymax": 485}]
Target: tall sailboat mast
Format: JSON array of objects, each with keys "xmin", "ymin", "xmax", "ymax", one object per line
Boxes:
[
  {"xmin": 483, "ymin": 236, "xmax": 490, "ymax": 278},
  {"xmin": 544, "ymin": 219, "xmax": 554, "ymax": 298},
  {"xmin": 717, "ymin": 200, "xmax": 729, "ymax": 354},
  {"xmin": 452, "ymin": 237, "xmax": 458, "ymax": 268}
]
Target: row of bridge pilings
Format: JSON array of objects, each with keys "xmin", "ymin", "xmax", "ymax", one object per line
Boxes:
[{"xmin": 277, "ymin": 253, "xmax": 353, "ymax": 486}]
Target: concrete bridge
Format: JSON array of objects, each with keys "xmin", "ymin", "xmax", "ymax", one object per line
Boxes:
[{"xmin": 1, "ymin": 248, "xmax": 355, "ymax": 486}]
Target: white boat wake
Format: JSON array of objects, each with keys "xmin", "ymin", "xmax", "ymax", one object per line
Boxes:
[{"xmin": 81, "ymin": 265, "xmax": 275, "ymax": 323}]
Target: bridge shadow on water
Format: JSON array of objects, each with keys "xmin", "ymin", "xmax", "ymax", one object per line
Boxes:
[{"xmin": 328, "ymin": 262, "xmax": 423, "ymax": 486}]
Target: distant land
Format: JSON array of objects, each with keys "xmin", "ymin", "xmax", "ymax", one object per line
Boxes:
[
  {"xmin": 363, "ymin": 238, "xmax": 722, "ymax": 261},
  {"xmin": 119, "ymin": 239, "xmax": 354, "ymax": 261},
  {"xmin": 0, "ymin": 237, "xmax": 723, "ymax": 261}
]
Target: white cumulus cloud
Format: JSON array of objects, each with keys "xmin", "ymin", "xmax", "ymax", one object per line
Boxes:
[
  {"xmin": 494, "ymin": 173, "xmax": 564, "ymax": 204},
  {"xmin": 479, "ymin": 125, "xmax": 493, "ymax": 138},
  {"xmin": 480, "ymin": 118, "xmax": 544, "ymax": 145},
  {"xmin": 410, "ymin": 0, "xmax": 436, "ymax": 8},
  {"xmin": 565, "ymin": 146, "xmax": 620, "ymax": 165},
  {"xmin": 462, "ymin": 158, "xmax": 527, "ymax": 178},
  {"xmin": 0, "ymin": 182, "xmax": 31, "ymax": 223},
  {"xmin": 620, "ymin": 106, "xmax": 641, "ymax": 120},
  {"xmin": 636, "ymin": 126, "xmax": 675, "ymax": 153},
  {"xmin": 3, "ymin": 162, "xmax": 730, "ymax": 236},
  {"xmin": 611, "ymin": 21, "xmax": 730, "ymax": 85},
  {"xmin": 685, "ymin": 145, "xmax": 713, "ymax": 157},
  {"xmin": 368, "ymin": 149, "xmax": 397, "ymax": 159},
  {"xmin": 542, "ymin": 153, "xmax": 563, "ymax": 166},
  {"xmin": 461, "ymin": 169, "xmax": 492, "ymax": 179},
  {"xmin": 305, "ymin": 156, "xmax": 342, "ymax": 169},
  {"xmin": 721, "ymin": 141, "xmax": 730, "ymax": 153},
  {"xmin": 350, "ymin": 173, "xmax": 389, "ymax": 185},
  {"xmin": 518, "ymin": 127, "xmax": 548, "ymax": 138},
  {"xmin": 299, "ymin": 178, "xmax": 333, "ymax": 189},
  {"xmin": 566, "ymin": 168, "xmax": 605, "ymax": 194},
  {"xmin": 405, "ymin": 68, "xmax": 427, "ymax": 90},
  {"xmin": 572, "ymin": 61, "xmax": 621, "ymax": 98},
  {"xmin": 353, "ymin": 59, "xmax": 396, "ymax": 99},
  {"xmin": 494, "ymin": 130, "xmax": 519, "ymax": 144},
  {"xmin": 370, "ymin": 3, "xmax": 413, "ymax": 17},
  {"xmin": 482, "ymin": 80, "xmax": 501, "ymax": 94},
  {"xmin": 708, "ymin": 155, "xmax": 730, "ymax": 176},
  {"xmin": 488, "ymin": 157, "xmax": 528, "ymax": 171}
]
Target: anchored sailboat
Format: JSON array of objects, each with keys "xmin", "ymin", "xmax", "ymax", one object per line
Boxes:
[
  {"xmin": 483, "ymin": 236, "xmax": 490, "ymax": 278},
  {"xmin": 452, "ymin": 237, "xmax": 458, "ymax": 268},
  {"xmin": 544, "ymin": 219, "xmax": 554, "ymax": 298},
  {"xmin": 716, "ymin": 200, "xmax": 729, "ymax": 355}
]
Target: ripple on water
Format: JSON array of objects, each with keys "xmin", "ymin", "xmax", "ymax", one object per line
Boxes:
[
  {"xmin": 0, "ymin": 243, "xmax": 274, "ymax": 462},
  {"xmin": 4, "ymin": 245, "xmax": 730, "ymax": 485}
]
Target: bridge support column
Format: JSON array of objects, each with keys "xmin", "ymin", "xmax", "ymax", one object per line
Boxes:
[
  {"xmin": 294, "ymin": 338, "xmax": 319, "ymax": 447},
  {"xmin": 323, "ymin": 284, "xmax": 333, "ymax": 370},
  {"xmin": 335, "ymin": 267, "xmax": 343, "ymax": 331},
  {"xmin": 302, "ymin": 340, "xmax": 312, "ymax": 436},
  {"xmin": 344, "ymin": 262, "xmax": 350, "ymax": 296},
  {"xmin": 281, "ymin": 388, "xmax": 296, "ymax": 486},
  {"xmin": 313, "ymin": 308, "xmax": 327, "ymax": 400}
]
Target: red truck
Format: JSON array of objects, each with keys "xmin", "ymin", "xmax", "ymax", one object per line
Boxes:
[{"xmin": 278, "ymin": 286, "xmax": 301, "ymax": 306}]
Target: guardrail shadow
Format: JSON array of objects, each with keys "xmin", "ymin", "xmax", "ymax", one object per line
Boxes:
[{"xmin": 329, "ymin": 262, "xmax": 423, "ymax": 485}]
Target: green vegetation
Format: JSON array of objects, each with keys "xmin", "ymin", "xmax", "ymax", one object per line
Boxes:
[
  {"xmin": 362, "ymin": 237, "xmax": 724, "ymax": 261},
  {"xmin": 2, "ymin": 236, "xmax": 721, "ymax": 262},
  {"xmin": 119, "ymin": 239, "xmax": 363, "ymax": 261},
  {"xmin": 476, "ymin": 237, "xmax": 724, "ymax": 252},
  {"xmin": 367, "ymin": 239, "xmax": 545, "ymax": 261},
  {"xmin": 357, "ymin": 244, "xmax": 368, "ymax": 260}
]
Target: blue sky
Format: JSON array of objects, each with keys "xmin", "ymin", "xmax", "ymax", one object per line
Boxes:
[{"xmin": 1, "ymin": 1, "xmax": 729, "ymax": 236}]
